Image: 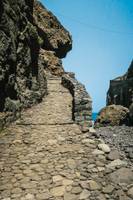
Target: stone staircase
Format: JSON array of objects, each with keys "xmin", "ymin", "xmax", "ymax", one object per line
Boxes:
[
  {"xmin": 17, "ymin": 77, "xmax": 73, "ymax": 125},
  {"xmin": 0, "ymin": 77, "xmax": 132, "ymax": 200}
]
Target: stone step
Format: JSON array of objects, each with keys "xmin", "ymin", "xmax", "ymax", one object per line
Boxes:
[{"xmin": 48, "ymin": 77, "xmax": 61, "ymax": 81}]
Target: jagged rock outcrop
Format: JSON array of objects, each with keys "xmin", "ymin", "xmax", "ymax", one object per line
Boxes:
[
  {"xmin": 107, "ymin": 60, "xmax": 133, "ymax": 125},
  {"xmin": 0, "ymin": 0, "xmax": 72, "ymax": 129},
  {"xmin": 33, "ymin": 1, "xmax": 72, "ymax": 58},
  {"xmin": 39, "ymin": 49, "xmax": 64, "ymax": 76},
  {"xmin": 95, "ymin": 105, "xmax": 130, "ymax": 127},
  {"xmin": 62, "ymin": 73, "xmax": 92, "ymax": 127}
]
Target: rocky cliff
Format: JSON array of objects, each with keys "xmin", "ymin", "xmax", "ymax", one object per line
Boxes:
[
  {"xmin": 0, "ymin": 0, "xmax": 72, "ymax": 128},
  {"xmin": 0, "ymin": 0, "xmax": 92, "ymax": 129},
  {"xmin": 107, "ymin": 61, "xmax": 133, "ymax": 125}
]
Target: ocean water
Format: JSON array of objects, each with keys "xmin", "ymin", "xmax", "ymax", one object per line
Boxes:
[{"xmin": 92, "ymin": 113, "xmax": 98, "ymax": 121}]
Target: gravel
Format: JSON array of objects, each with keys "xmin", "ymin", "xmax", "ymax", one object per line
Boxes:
[{"xmin": 94, "ymin": 126, "xmax": 133, "ymax": 163}]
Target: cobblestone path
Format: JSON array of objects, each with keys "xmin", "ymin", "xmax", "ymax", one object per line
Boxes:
[{"xmin": 0, "ymin": 77, "xmax": 133, "ymax": 200}]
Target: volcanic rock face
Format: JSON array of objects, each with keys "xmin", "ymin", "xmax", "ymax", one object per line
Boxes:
[
  {"xmin": 0, "ymin": 0, "xmax": 92, "ymax": 129},
  {"xmin": 107, "ymin": 61, "xmax": 133, "ymax": 125},
  {"xmin": 0, "ymin": 0, "xmax": 72, "ymax": 128},
  {"xmin": 33, "ymin": 1, "xmax": 72, "ymax": 58}
]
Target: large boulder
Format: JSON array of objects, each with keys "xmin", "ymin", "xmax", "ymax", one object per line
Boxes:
[{"xmin": 95, "ymin": 105, "xmax": 130, "ymax": 127}]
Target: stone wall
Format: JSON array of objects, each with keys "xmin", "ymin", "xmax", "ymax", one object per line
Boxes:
[{"xmin": 62, "ymin": 73, "xmax": 92, "ymax": 127}]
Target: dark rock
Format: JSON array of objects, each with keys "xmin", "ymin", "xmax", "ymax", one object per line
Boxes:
[
  {"xmin": 0, "ymin": 0, "xmax": 72, "ymax": 129},
  {"xmin": 0, "ymin": 0, "xmax": 46, "ymax": 121},
  {"xmin": 129, "ymin": 103, "xmax": 133, "ymax": 125},
  {"xmin": 107, "ymin": 60, "xmax": 133, "ymax": 125},
  {"xmin": 62, "ymin": 73, "xmax": 92, "ymax": 127},
  {"xmin": 95, "ymin": 105, "xmax": 129, "ymax": 127},
  {"xmin": 33, "ymin": 1, "xmax": 72, "ymax": 58}
]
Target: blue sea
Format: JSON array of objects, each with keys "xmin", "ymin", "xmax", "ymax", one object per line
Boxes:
[{"xmin": 92, "ymin": 113, "xmax": 98, "ymax": 121}]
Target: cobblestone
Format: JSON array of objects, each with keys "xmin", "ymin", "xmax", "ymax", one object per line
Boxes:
[{"xmin": 0, "ymin": 77, "xmax": 132, "ymax": 200}]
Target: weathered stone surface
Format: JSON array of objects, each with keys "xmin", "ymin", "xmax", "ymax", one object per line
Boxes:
[
  {"xmin": 0, "ymin": 1, "xmax": 133, "ymax": 200},
  {"xmin": 25, "ymin": 193, "xmax": 35, "ymax": 200},
  {"xmin": 50, "ymin": 186, "xmax": 65, "ymax": 197},
  {"xmin": 107, "ymin": 159, "xmax": 127, "ymax": 169},
  {"xmin": 33, "ymin": 1, "xmax": 72, "ymax": 58},
  {"xmin": 0, "ymin": 0, "xmax": 47, "ymax": 119},
  {"xmin": 62, "ymin": 72, "xmax": 92, "ymax": 127},
  {"xmin": 107, "ymin": 150, "xmax": 120, "ymax": 161},
  {"xmin": 52, "ymin": 175, "xmax": 63, "ymax": 183},
  {"xmin": 62, "ymin": 179, "xmax": 73, "ymax": 186},
  {"xmin": 107, "ymin": 60, "xmax": 133, "ymax": 125},
  {"xmin": 64, "ymin": 193, "xmax": 77, "ymax": 200},
  {"xmin": 95, "ymin": 105, "xmax": 130, "ymax": 127},
  {"xmin": 88, "ymin": 180, "xmax": 101, "ymax": 190},
  {"xmin": 92, "ymin": 149, "xmax": 105, "ymax": 155},
  {"xmin": 103, "ymin": 185, "xmax": 114, "ymax": 194},
  {"xmin": 79, "ymin": 189, "xmax": 90, "ymax": 199},
  {"xmin": 110, "ymin": 168, "xmax": 133, "ymax": 184},
  {"xmin": 39, "ymin": 49, "xmax": 64, "ymax": 76},
  {"xmin": 89, "ymin": 127, "xmax": 96, "ymax": 133},
  {"xmin": 0, "ymin": 87, "xmax": 133, "ymax": 200},
  {"xmin": 98, "ymin": 143, "xmax": 111, "ymax": 153},
  {"xmin": 127, "ymin": 187, "xmax": 133, "ymax": 198},
  {"xmin": 0, "ymin": 0, "xmax": 72, "ymax": 129}
]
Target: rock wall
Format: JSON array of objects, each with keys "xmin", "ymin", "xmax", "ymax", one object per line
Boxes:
[
  {"xmin": 62, "ymin": 73, "xmax": 92, "ymax": 127},
  {"xmin": 0, "ymin": 0, "xmax": 72, "ymax": 129},
  {"xmin": 107, "ymin": 60, "xmax": 133, "ymax": 125},
  {"xmin": 0, "ymin": 0, "xmax": 92, "ymax": 129}
]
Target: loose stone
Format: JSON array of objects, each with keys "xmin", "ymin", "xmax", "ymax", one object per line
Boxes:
[
  {"xmin": 71, "ymin": 186, "xmax": 82, "ymax": 194},
  {"xmin": 103, "ymin": 185, "xmax": 114, "ymax": 194},
  {"xmin": 79, "ymin": 189, "xmax": 90, "ymax": 199},
  {"xmin": 92, "ymin": 149, "xmax": 105, "ymax": 155},
  {"xmin": 107, "ymin": 150, "xmax": 120, "ymax": 160},
  {"xmin": 52, "ymin": 175, "xmax": 63, "ymax": 183},
  {"xmin": 98, "ymin": 143, "xmax": 111, "ymax": 153},
  {"xmin": 106, "ymin": 159, "xmax": 127, "ymax": 169},
  {"xmin": 50, "ymin": 186, "xmax": 65, "ymax": 197},
  {"xmin": 88, "ymin": 180, "xmax": 101, "ymax": 190},
  {"xmin": 127, "ymin": 187, "xmax": 133, "ymax": 198}
]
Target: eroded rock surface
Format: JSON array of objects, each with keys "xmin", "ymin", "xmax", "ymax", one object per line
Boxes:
[
  {"xmin": 62, "ymin": 73, "xmax": 92, "ymax": 127},
  {"xmin": 33, "ymin": 1, "xmax": 72, "ymax": 58},
  {"xmin": 107, "ymin": 60, "xmax": 133, "ymax": 125},
  {"xmin": 0, "ymin": 0, "xmax": 72, "ymax": 129},
  {"xmin": 95, "ymin": 105, "xmax": 130, "ymax": 127}
]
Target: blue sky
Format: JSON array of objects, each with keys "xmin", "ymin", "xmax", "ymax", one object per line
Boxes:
[{"xmin": 40, "ymin": 0, "xmax": 133, "ymax": 112}]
